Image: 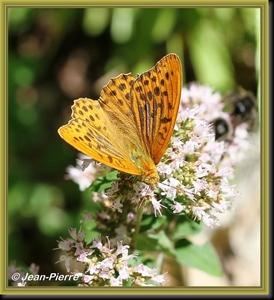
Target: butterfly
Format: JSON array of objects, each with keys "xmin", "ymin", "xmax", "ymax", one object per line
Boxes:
[{"xmin": 58, "ymin": 53, "xmax": 182, "ymax": 187}]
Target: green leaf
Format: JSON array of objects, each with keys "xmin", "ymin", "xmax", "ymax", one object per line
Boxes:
[
  {"xmin": 171, "ymin": 215, "xmax": 203, "ymax": 239},
  {"xmin": 82, "ymin": 220, "xmax": 99, "ymax": 244},
  {"xmin": 140, "ymin": 214, "xmax": 167, "ymax": 232},
  {"xmin": 136, "ymin": 230, "xmax": 175, "ymax": 257},
  {"xmin": 89, "ymin": 171, "xmax": 118, "ymax": 192},
  {"xmin": 174, "ymin": 238, "xmax": 222, "ymax": 277},
  {"xmin": 105, "ymin": 170, "xmax": 119, "ymax": 181},
  {"xmin": 84, "ymin": 230, "xmax": 100, "ymax": 244}
]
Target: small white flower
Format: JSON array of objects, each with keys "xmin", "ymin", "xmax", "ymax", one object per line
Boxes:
[
  {"xmin": 202, "ymin": 213, "xmax": 220, "ymax": 228},
  {"xmin": 206, "ymin": 189, "xmax": 219, "ymax": 200},
  {"xmin": 195, "ymin": 164, "xmax": 211, "ymax": 178},
  {"xmin": 192, "ymin": 178, "xmax": 209, "ymax": 194},
  {"xmin": 182, "ymin": 140, "xmax": 199, "ymax": 154},
  {"xmin": 58, "ymin": 255, "xmax": 72, "ymax": 272},
  {"xmin": 119, "ymin": 265, "xmax": 131, "ymax": 280},
  {"xmin": 159, "ymin": 179, "xmax": 179, "ymax": 200},
  {"xmin": 91, "ymin": 237, "xmax": 103, "ymax": 251},
  {"xmin": 172, "ymin": 201, "xmax": 185, "ymax": 213},
  {"xmin": 110, "ymin": 276, "xmax": 123, "ymax": 286},
  {"xmin": 212, "ymin": 200, "xmax": 233, "ymax": 213},
  {"xmin": 157, "ymin": 163, "xmax": 173, "ymax": 175},
  {"xmin": 150, "ymin": 197, "xmax": 166, "ymax": 216},
  {"xmin": 152, "ymin": 273, "xmax": 167, "ymax": 284},
  {"xmin": 115, "ymin": 243, "xmax": 130, "ymax": 257},
  {"xmin": 134, "ymin": 264, "xmax": 157, "ymax": 277},
  {"xmin": 83, "ymin": 274, "xmax": 93, "ymax": 283},
  {"xmin": 65, "ymin": 165, "xmax": 95, "ymax": 191},
  {"xmin": 192, "ymin": 206, "xmax": 206, "ymax": 220},
  {"xmin": 215, "ymin": 166, "xmax": 234, "ymax": 177},
  {"xmin": 99, "ymin": 257, "xmax": 114, "ymax": 270}
]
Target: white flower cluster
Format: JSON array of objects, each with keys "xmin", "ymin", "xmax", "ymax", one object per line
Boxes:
[
  {"xmin": 65, "ymin": 84, "xmax": 252, "ymax": 228},
  {"xmin": 57, "ymin": 229, "xmax": 166, "ymax": 287}
]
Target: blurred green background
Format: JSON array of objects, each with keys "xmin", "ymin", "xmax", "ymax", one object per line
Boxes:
[{"xmin": 8, "ymin": 7, "xmax": 259, "ymax": 284}]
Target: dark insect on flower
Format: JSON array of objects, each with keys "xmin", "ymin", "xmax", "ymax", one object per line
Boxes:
[
  {"xmin": 223, "ymin": 87, "xmax": 258, "ymax": 132},
  {"xmin": 212, "ymin": 117, "xmax": 233, "ymax": 142}
]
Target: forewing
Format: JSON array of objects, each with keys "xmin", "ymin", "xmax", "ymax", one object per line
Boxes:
[{"xmin": 130, "ymin": 53, "xmax": 182, "ymax": 164}]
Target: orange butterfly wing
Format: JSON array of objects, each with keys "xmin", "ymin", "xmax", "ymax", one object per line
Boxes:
[
  {"xmin": 58, "ymin": 96, "xmax": 149, "ymax": 176},
  {"xmin": 130, "ymin": 53, "xmax": 182, "ymax": 164}
]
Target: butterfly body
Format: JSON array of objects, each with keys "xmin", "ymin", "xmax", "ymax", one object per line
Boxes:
[{"xmin": 58, "ymin": 53, "xmax": 182, "ymax": 187}]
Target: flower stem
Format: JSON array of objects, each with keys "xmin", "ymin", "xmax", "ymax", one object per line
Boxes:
[{"xmin": 131, "ymin": 206, "xmax": 143, "ymax": 251}]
